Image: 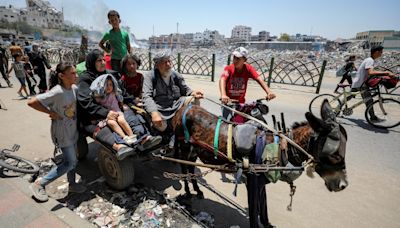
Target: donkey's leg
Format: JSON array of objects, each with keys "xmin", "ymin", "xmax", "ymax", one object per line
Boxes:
[
  {"xmin": 181, "ymin": 163, "xmax": 192, "ymax": 198},
  {"xmin": 179, "ymin": 141, "xmax": 193, "ymax": 198},
  {"xmin": 258, "ymin": 176, "xmax": 272, "ymax": 227},
  {"xmin": 188, "ymin": 163, "xmax": 204, "ymax": 199},
  {"xmin": 246, "ymin": 173, "xmax": 260, "ymax": 228}
]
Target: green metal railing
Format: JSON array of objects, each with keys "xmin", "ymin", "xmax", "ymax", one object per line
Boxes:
[{"xmin": 43, "ymin": 49, "xmax": 328, "ymax": 93}]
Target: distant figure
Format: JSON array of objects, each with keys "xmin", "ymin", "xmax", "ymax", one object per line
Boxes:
[
  {"xmin": 7, "ymin": 53, "xmax": 29, "ymax": 98},
  {"xmin": 104, "ymin": 41, "xmax": 112, "ymax": 70},
  {"xmin": 334, "ymin": 55, "xmax": 356, "ymax": 93},
  {"xmin": 9, "ymin": 41, "xmax": 24, "ymax": 61},
  {"xmin": 0, "ymin": 43, "xmax": 12, "ymax": 87},
  {"xmin": 23, "ymin": 55, "xmax": 37, "ymax": 95},
  {"xmin": 29, "ymin": 44, "xmax": 51, "ymax": 93},
  {"xmin": 78, "ymin": 34, "xmax": 88, "ymax": 63},
  {"xmin": 23, "ymin": 41, "xmax": 32, "ymax": 55},
  {"xmin": 99, "ymin": 10, "xmax": 131, "ymax": 73},
  {"xmin": 219, "ymin": 47, "xmax": 275, "ymax": 120},
  {"xmin": 28, "ymin": 62, "xmax": 86, "ymax": 202},
  {"xmin": 351, "ymin": 45, "xmax": 395, "ymax": 122}
]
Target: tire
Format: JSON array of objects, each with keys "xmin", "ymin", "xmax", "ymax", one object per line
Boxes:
[
  {"xmin": 309, "ymin": 94, "xmax": 342, "ymax": 119},
  {"xmin": 365, "ymin": 98, "xmax": 400, "ymax": 129},
  {"xmin": 97, "ymin": 148, "xmax": 135, "ymax": 190},
  {"xmin": 0, "ymin": 153, "xmax": 39, "ymax": 174},
  {"xmin": 76, "ymin": 132, "xmax": 88, "ymax": 160}
]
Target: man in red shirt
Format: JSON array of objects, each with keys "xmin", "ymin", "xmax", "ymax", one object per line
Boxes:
[{"xmin": 219, "ymin": 47, "xmax": 276, "ymax": 119}]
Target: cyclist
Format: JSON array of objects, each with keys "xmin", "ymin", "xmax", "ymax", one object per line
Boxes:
[
  {"xmin": 351, "ymin": 45, "xmax": 395, "ymax": 122},
  {"xmin": 219, "ymin": 47, "xmax": 276, "ymax": 120}
]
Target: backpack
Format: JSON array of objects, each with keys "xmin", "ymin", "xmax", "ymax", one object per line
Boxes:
[
  {"xmin": 381, "ymin": 76, "xmax": 399, "ymax": 89},
  {"xmin": 366, "ymin": 76, "xmax": 399, "ymax": 89},
  {"xmin": 336, "ymin": 65, "xmax": 347, "ymax": 77}
]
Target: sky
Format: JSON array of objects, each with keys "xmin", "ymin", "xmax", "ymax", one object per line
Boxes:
[{"xmin": 2, "ymin": 0, "xmax": 400, "ymax": 40}]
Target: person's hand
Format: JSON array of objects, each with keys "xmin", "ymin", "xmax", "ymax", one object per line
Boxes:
[
  {"xmin": 49, "ymin": 111, "xmax": 62, "ymax": 120},
  {"xmin": 266, "ymin": 92, "xmax": 276, "ymax": 101},
  {"xmin": 386, "ymin": 71, "xmax": 395, "ymax": 77},
  {"xmin": 151, "ymin": 111, "xmax": 163, "ymax": 128},
  {"xmin": 220, "ymin": 95, "xmax": 230, "ymax": 104},
  {"xmin": 33, "ymin": 66, "xmax": 38, "ymax": 70},
  {"xmin": 192, "ymin": 90, "xmax": 203, "ymax": 99},
  {"xmin": 107, "ymin": 110, "xmax": 119, "ymax": 120}
]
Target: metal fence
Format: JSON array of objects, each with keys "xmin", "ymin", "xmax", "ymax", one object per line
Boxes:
[
  {"xmin": 43, "ymin": 49, "xmax": 329, "ymax": 93},
  {"xmin": 228, "ymin": 54, "xmax": 327, "ymax": 93}
]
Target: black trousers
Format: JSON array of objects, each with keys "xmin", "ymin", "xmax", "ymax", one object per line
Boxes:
[
  {"xmin": 0, "ymin": 65, "xmax": 10, "ymax": 86},
  {"xmin": 36, "ymin": 70, "xmax": 47, "ymax": 92}
]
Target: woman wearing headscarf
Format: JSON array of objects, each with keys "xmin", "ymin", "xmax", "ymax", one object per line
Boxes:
[{"xmin": 77, "ymin": 49, "xmax": 134, "ymax": 160}]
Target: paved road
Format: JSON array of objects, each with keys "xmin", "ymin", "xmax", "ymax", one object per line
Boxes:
[{"xmin": 0, "ymin": 70, "xmax": 399, "ymax": 228}]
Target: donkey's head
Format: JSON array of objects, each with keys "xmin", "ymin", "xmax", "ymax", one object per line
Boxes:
[{"xmin": 305, "ymin": 99, "xmax": 348, "ymax": 192}]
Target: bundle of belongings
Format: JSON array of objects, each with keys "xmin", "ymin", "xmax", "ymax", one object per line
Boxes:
[{"xmin": 233, "ymin": 123, "xmax": 302, "ymax": 183}]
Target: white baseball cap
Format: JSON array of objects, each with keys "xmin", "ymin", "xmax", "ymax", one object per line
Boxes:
[{"xmin": 232, "ymin": 47, "xmax": 248, "ymax": 58}]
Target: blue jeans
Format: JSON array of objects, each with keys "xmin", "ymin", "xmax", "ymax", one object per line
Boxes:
[{"xmin": 40, "ymin": 144, "xmax": 77, "ymax": 186}]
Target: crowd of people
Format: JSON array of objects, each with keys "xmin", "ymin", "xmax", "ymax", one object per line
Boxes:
[{"xmin": 1, "ymin": 9, "xmax": 395, "ymax": 203}]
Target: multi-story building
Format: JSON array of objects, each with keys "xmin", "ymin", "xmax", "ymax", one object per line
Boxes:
[
  {"xmin": 24, "ymin": 0, "xmax": 64, "ymax": 29},
  {"xmin": 149, "ymin": 33, "xmax": 186, "ymax": 49},
  {"xmin": 356, "ymin": 30, "xmax": 395, "ymax": 47},
  {"xmin": 258, "ymin": 31, "xmax": 270, "ymax": 41},
  {"xmin": 0, "ymin": 5, "xmax": 20, "ymax": 23},
  {"xmin": 0, "ymin": 0, "xmax": 64, "ymax": 29},
  {"xmin": 231, "ymin": 25, "xmax": 252, "ymax": 41}
]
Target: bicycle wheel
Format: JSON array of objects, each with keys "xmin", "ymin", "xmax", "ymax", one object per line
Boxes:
[
  {"xmin": 365, "ymin": 98, "xmax": 400, "ymax": 129},
  {"xmin": 0, "ymin": 153, "xmax": 39, "ymax": 174},
  {"xmin": 309, "ymin": 94, "xmax": 342, "ymax": 119}
]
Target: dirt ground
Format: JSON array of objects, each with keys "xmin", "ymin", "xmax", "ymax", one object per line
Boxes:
[{"xmin": 1, "ymin": 69, "xmax": 399, "ymax": 228}]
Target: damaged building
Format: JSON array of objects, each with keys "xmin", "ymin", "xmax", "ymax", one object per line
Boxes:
[{"xmin": 0, "ymin": 0, "xmax": 64, "ymax": 29}]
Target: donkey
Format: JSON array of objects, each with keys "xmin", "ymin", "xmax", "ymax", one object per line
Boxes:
[{"xmin": 171, "ymin": 100, "xmax": 348, "ymax": 228}]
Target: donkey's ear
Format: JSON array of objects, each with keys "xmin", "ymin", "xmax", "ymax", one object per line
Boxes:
[
  {"xmin": 305, "ymin": 112, "xmax": 329, "ymax": 132},
  {"xmin": 320, "ymin": 99, "xmax": 336, "ymax": 122}
]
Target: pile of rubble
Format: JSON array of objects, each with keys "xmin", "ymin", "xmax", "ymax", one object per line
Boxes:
[{"xmin": 28, "ymin": 159, "xmax": 215, "ymax": 228}]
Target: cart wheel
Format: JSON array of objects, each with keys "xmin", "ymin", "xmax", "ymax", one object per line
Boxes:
[{"xmin": 97, "ymin": 148, "xmax": 135, "ymax": 190}]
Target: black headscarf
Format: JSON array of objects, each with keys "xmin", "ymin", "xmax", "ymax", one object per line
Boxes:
[{"xmin": 85, "ymin": 49, "xmax": 105, "ymax": 76}]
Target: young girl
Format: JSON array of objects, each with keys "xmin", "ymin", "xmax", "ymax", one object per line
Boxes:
[
  {"xmin": 334, "ymin": 55, "xmax": 357, "ymax": 93},
  {"xmin": 7, "ymin": 53, "xmax": 29, "ymax": 98},
  {"xmin": 23, "ymin": 55, "xmax": 37, "ymax": 96},
  {"xmin": 90, "ymin": 74, "xmax": 137, "ymax": 145},
  {"xmin": 120, "ymin": 54, "xmax": 143, "ymax": 99},
  {"xmin": 28, "ymin": 62, "xmax": 86, "ymax": 202},
  {"xmin": 120, "ymin": 54, "xmax": 163, "ymax": 150}
]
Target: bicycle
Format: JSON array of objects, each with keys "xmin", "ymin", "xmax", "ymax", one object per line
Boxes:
[
  {"xmin": 0, "ymin": 144, "xmax": 40, "ymax": 174},
  {"xmin": 309, "ymin": 76, "xmax": 400, "ymax": 129}
]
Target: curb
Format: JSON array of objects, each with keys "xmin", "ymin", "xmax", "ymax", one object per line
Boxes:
[{"xmin": 3, "ymin": 177, "xmax": 93, "ymax": 228}]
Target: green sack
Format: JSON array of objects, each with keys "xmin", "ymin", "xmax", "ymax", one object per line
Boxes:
[
  {"xmin": 76, "ymin": 61, "xmax": 86, "ymax": 75},
  {"xmin": 262, "ymin": 143, "xmax": 281, "ymax": 183}
]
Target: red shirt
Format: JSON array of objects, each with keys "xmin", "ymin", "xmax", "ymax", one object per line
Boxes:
[
  {"xmin": 221, "ymin": 63, "xmax": 259, "ymax": 103},
  {"xmin": 104, "ymin": 53, "xmax": 112, "ymax": 70},
  {"xmin": 121, "ymin": 73, "xmax": 144, "ymax": 98}
]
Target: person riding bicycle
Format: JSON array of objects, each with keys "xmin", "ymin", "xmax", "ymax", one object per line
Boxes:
[
  {"xmin": 351, "ymin": 45, "xmax": 395, "ymax": 122},
  {"xmin": 219, "ymin": 47, "xmax": 276, "ymax": 120}
]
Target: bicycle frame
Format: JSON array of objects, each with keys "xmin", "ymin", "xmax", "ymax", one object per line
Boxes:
[{"xmin": 335, "ymin": 86, "xmax": 384, "ymax": 115}]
